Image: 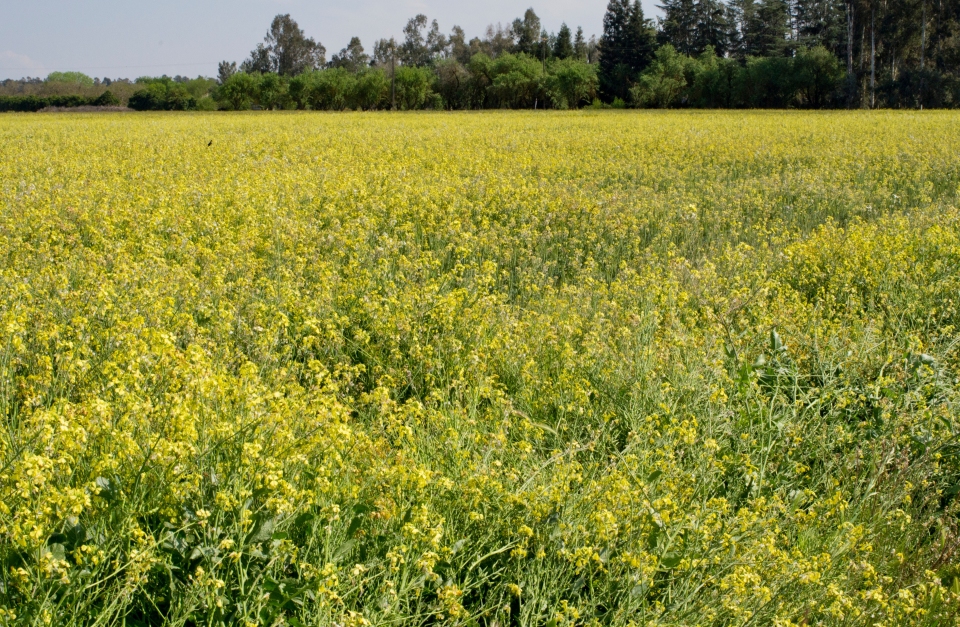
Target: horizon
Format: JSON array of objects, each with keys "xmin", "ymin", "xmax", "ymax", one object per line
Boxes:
[{"xmin": 0, "ymin": 1, "xmax": 664, "ymax": 81}]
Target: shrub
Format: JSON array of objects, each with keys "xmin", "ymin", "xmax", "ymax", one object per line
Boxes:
[
  {"xmin": 93, "ymin": 90, "xmax": 121, "ymax": 107},
  {"xmin": 215, "ymin": 72, "xmax": 258, "ymax": 111}
]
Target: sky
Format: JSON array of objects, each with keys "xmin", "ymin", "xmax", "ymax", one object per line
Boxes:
[{"xmin": 0, "ymin": 0, "xmax": 662, "ymax": 81}]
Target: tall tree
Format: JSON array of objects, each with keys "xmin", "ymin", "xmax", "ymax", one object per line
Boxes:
[
  {"xmin": 574, "ymin": 26, "xmax": 589, "ymax": 60},
  {"xmin": 793, "ymin": 0, "xmax": 847, "ymax": 55},
  {"xmin": 243, "ymin": 14, "xmax": 325, "ymax": 76},
  {"xmin": 753, "ymin": 0, "xmax": 792, "ymax": 55},
  {"xmin": 659, "ymin": 0, "xmax": 699, "ymax": 55},
  {"xmin": 426, "ymin": 20, "xmax": 449, "ymax": 59},
  {"xmin": 241, "ymin": 44, "xmax": 272, "ymax": 74},
  {"xmin": 694, "ymin": 0, "xmax": 733, "ymax": 55},
  {"xmin": 217, "ymin": 61, "xmax": 237, "ymax": 84},
  {"xmin": 600, "ymin": 0, "xmax": 657, "ymax": 101},
  {"xmin": 513, "ymin": 9, "xmax": 543, "ymax": 55},
  {"xmin": 372, "ymin": 38, "xmax": 397, "ymax": 68},
  {"xmin": 482, "ymin": 23, "xmax": 516, "ymax": 57},
  {"xmin": 729, "ymin": 0, "xmax": 791, "ymax": 56},
  {"xmin": 330, "ymin": 37, "xmax": 370, "ymax": 72},
  {"xmin": 401, "ymin": 15, "xmax": 430, "ymax": 66},
  {"xmin": 449, "ymin": 26, "xmax": 472, "ymax": 64},
  {"xmin": 555, "ymin": 23, "xmax": 575, "ymax": 58}
]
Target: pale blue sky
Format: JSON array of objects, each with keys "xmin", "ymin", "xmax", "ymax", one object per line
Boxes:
[{"xmin": 1, "ymin": 0, "xmax": 662, "ymax": 80}]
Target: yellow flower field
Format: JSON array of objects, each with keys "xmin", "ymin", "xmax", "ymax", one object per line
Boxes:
[{"xmin": 0, "ymin": 111, "xmax": 958, "ymax": 626}]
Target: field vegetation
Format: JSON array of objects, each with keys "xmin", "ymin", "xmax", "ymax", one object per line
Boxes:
[{"xmin": 0, "ymin": 111, "xmax": 958, "ymax": 626}]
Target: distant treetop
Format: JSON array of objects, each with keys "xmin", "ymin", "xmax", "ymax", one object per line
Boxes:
[{"xmin": 46, "ymin": 72, "xmax": 95, "ymax": 87}]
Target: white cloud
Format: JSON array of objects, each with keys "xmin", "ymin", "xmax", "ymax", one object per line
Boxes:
[{"xmin": 1, "ymin": 50, "xmax": 46, "ymax": 75}]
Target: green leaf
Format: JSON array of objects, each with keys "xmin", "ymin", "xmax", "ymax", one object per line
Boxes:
[
  {"xmin": 333, "ymin": 539, "xmax": 356, "ymax": 563},
  {"xmin": 347, "ymin": 514, "xmax": 364, "ymax": 538},
  {"xmin": 252, "ymin": 516, "xmax": 278, "ymax": 543},
  {"xmin": 770, "ymin": 329, "xmax": 785, "ymax": 353}
]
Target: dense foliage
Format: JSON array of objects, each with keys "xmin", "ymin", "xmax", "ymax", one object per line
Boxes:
[
  {"xmin": 213, "ymin": 56, "xmax": 597, "ymax": 111},
  {"xmin": 0, "ymin": 91, "xmax": 119, "ymax": 112},
  {"xmin": 640, "ymin": 0, "xmax": 960, "ymax": 108},
  {"xmin": 0, "ymin": 75, "xmax": 214, "ymax": 111},
  {"xmin": 127, "ymin": 77, "xmax": 218, "ymax": 112},
  {"xmin": 1, "ymin": 111, "xmax": 958, "ymax": 625}
]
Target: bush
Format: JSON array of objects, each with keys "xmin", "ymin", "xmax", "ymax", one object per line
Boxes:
[
  {"xmin": 394, "ymin": 66, "xmax": 436, "ymax": 110},
  {"xmin": 256, "ymin": 73, "xmax": 291, "ymax": 110},
  {"xmin": 306, "ymin": 68, "xmax": 357, "ymax": 111},
  {"xmin": 791, "ymin": 46, "xmax": 844, "ymax": 108},
  {"xmin": 195, "ymin": 95, "xmax": 218, "ymax": 111},
  {"xmin": 165, "ymin": 84, "xmax": 197, "ymax": 111},
  {"xmin": 352, "ymin": 69, "xmax": 389, "ymax": 111},
  {"xmin": 546, "ymin": 58, "xmax": 598, "ymax": 109},
  {"xmin": 0, "ymin": 96, "xmax": 48, "ymax": 112},
  {"xmin": 687, "ymin": 47, "xmax": 740, "ymax": 108},
  {"xmin": 215, "ymin": 73, "xmax": 258, "ymax": 111},
  {"xmin": 629, "ymin": 45, "xmax": 845, "ymax": 109},
  {"xmin": 631, "ymin": 45, "xmax": 691, "ymax": 108},
  {"xmin": 0, "ymin": 92, "xmax": 121, "ymax": 112},
  {"xmin": 93, "ymin": 90, "xmax": 121, "ymax": 107},
  {"xmin": 488, "ymin": 54, "xmax": 544, "ymax": 108}
]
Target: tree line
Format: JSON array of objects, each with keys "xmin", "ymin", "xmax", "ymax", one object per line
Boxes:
[
  {"xmin": 197, "ymin": 1, "xmax": 958, "ymax": 110},
  {"xmin": 4, "ymin": 1, "xmax": 958, "ymax": 111}
]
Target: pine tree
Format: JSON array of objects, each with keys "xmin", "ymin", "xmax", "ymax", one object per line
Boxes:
[
  {"xmin": 600, "ymin": 0, "xmax": 656, "ymax": 101},
  {"xmin": 729, "ymin": 0, "xmax": 790, "ymax": 56},
  {"xmin": 694, "ymin": 0, "xmax": 732, "ymax": 55},
  {"xmin": 554, "ymin": 23, "xmax": 575, "ymax": 59},
  {"xmin": 752, "ymin": 0, "xmax": 791, "ymax": 56},
  {"xmin": 574, "ymin": 27, "xmax": 588, "ymax": 60},
  {"xmin": 600, "ymin": 0, "xmax": 631, "ymax": 101},
  {"xmin": 793, "ymin": 0, "xmax": 847, "ymax": 56},
  {"xmin": 625, "ymin": 1, "xmax": 657, "ymax": 70},
  {"xmin": 659, "ymin": 0, "xmax": 699, "ymax": 55}
]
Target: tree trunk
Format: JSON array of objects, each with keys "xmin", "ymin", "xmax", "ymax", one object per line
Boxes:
[
  {"xmin": 860, "ymin": 25, "xmax": 866, "ymax": 72},
  {"xmin": 871, "ymin": 8, "xmax": 876, "ymax": 108},
  {"xmin": 847, "ymin": 2, "xmax": 855, "ymax": 77},
  {"xmin": 846, "ymin": 1, "xmax": 855, "ymax": 106},
  {"xmin": 920, "ymin": 2, "xmax": 926, "ymax": 70},
  {"xmin": 919, "ymin": 1, "xmax": 926, "ymax": 108}
]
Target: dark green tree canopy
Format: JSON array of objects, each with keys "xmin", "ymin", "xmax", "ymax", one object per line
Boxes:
[
  {"xmin": 401, "ymin": 14, "xmax": 430, "ymax": 66},
  {"xmin": 554, "ymin": 23, "xmax": 575, "ymax": 58},
  {"xmin": 331, "ymin": 37, "xmax": 370, "ymax": 72},
  {"xmin": 659, "ymin": 0, "xmax": 731, "ymax": 56},
  {"xmin": 241, "ymin": 14, "xmax": 325, "ymax": 75},
  {"xmin": 599, "ymin": 0, "xmax": 657, "ymax": 101},
  {"xmin": 574, "ymin": 26, "xmax": 588, "ymax": 59},
  {"xmin": 513, "ymin": 9, "xmax": 543, "ymax": 55}
]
